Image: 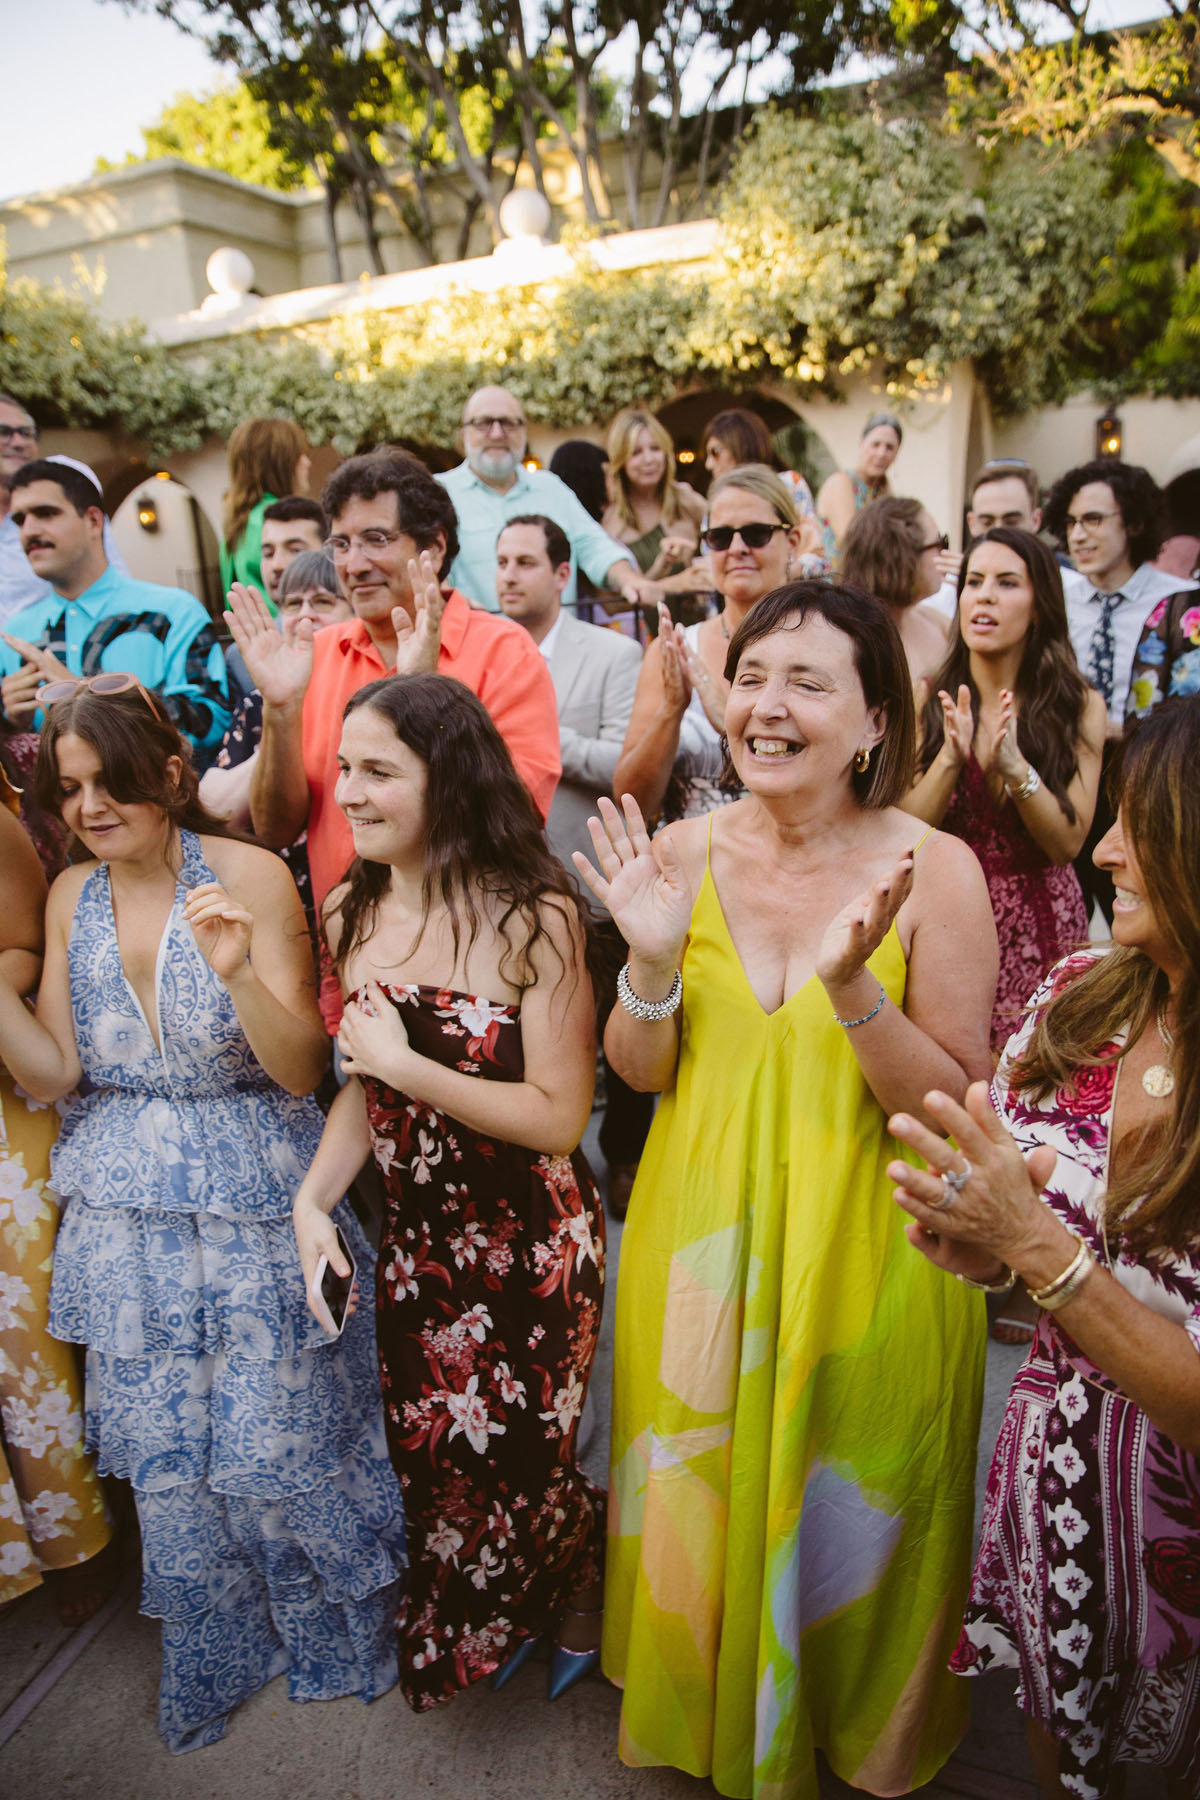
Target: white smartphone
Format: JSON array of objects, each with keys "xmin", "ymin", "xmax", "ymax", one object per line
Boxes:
[{"xmin": 309, "ymin": 1226, "xmax": 356, "ymax": 1336}]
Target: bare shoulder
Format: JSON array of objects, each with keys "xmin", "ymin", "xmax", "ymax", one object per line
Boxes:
[
  {"xmin": 1081, "ymin": 686, "xmax": 1109, "ymax": 748},
  {"xmin": 201, "ymin": 835, "xmax": 300, "ymax": 901},
  {"xmin": 817, "ymin": 469, "xmax": 852, "ymax": 509},
  {"xmin": 908, "ymin": 824, "xmax": 989, "ymax": 906},
  {"xmin": 657, "ymin": 812, "xmax": 710, "ymax": 890},
  {"xmin": 46, "ymin": 859, "xmax": 94, "ymax": 923},
  {"xmin": 676, "ymin": 484, "xmax": 707, "ymax": 523}
]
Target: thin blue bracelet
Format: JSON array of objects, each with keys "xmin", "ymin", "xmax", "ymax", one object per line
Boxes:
[{"xmin": 833, "ymin": 982, "xmax": 886, "ymax": 1028}]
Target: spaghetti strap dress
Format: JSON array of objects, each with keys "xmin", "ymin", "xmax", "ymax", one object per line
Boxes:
[
  {"xmin": 46, "ymin": 830, "xmax": 407, "ymax": 1752},
  {"xmin": 602, "ymin": 829, "xmax": 986, "ymax": 1798},
  {"xmin": 359, "ymin": 982, "xmax": 606, "ymax": 1710}
]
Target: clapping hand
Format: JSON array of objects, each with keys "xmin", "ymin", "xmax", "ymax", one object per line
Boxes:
[
  {"xmin": 657, "ymin": 603, "xmax": 693, "ymax": 719},
  {"xmin": 815, "ymin": 849, "xmax": 915, "ymax": 994},
  {"xmin": 573, "ymin": 794, "xmax": 692, "ymax": 968},
  {"xmin": 227, "ymin": 582, "xmax": 314, "ymax": 709},
  {"xmin": 987, "ymin": 690, "xmax": 1027, "ymax": 787},
  {"xmin": 183, "ymin": 881, "xmax": 254, "ymax": 983},
  {"xmin": 338, "ymin": 980, "xmax": 412, "ymax": 1087},
  {"xmin": 887, "ymin": 1082, "xmax": 1058, "ymax": 1283},
  {"xmin": 676, "ymin": 624, "xmax": 728, "ymax": 733},
  {"xmin": 392, "ymin": 553, "xmax": 445, "ymax": 675},
  {"xmin": 938, "ymin": 684, "xmax": 975, "ymax": 767}
]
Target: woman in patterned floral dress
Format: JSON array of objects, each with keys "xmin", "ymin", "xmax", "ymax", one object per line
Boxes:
[
  {"xmin": 293, "ymin": 673, "xmax": 606, "ymax": 1710},
  {"xmin": 0, "ymin": 685, "xmax": 407, "ymax": 1751},
  {"xmin": 889, "ymin": 699, "xmax": 1200, "ymax": 1798},
  {"xmin": 905, "ymin": 529, "xmax": 1107, "ymax": 1053},
  {"xmin": 0, "ymin": 780, "xmax": 114, "ymax": 1618}
]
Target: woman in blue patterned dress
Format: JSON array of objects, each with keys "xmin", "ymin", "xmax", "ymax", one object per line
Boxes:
[{"xmin": 0, "ymin": 681, "xmax": 406, "ymax": 1754}]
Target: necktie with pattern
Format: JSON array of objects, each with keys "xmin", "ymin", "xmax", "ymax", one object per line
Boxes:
[{"xmin": 1087, "ymin": 590, "xmax": 1122, "ymax": 709}]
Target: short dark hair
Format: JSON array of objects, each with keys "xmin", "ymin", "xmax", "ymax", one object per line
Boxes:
[
  {"xmin": 10, "ymin": 458, "xmax": 106, "ymax": 518},
  {"xmin": 322, "ymin": 449, "xmax": 459, "ymax": 578},
  {"xmin": 724, "ymin": 580, "xmax": 915, "ymax": 808},
  {"xmin": 499, "ymin": 513, "xmax": 571, "ymax": 570},
  {"xmin": 970, "ymin": 459, "xmax": 1039, "ymax": 511},
  {"xmin": 263, "ymin": 495, "xmax": 327, "ymax": 535},
  {"xmin": 1043, "ymin": 458, "xmax": 1168, "ymax": 569},
  {"xmin": 548, "ymin": 441, "xmax": 607, "ymax": 521}
]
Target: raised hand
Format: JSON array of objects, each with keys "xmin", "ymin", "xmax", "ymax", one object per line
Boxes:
[
  {"xmin": 887, "ymin": 1081, "xmax": 1058, "ymax": 1278},
  {"xmin": 392, "ymin": 552, "xmax": 445, "ymax": 675},
  {"xmin": 676, "ymin": 623, "xmax": 727, "ymax": 733},
  {"xmin": 1, "ymin": 634, "xmax": 75, "ymax": 726},
  {"xmin": 938, "ymin": 684, "xmax": 975, "ymax": 767},
  {"xmin": 573, "ymin": 794, "xmax": 693, "ymax": 966},
  {"xmin": 183, "ymin": 880, "xmax": 254, "ymax": 984},
  {"xmin": 657, "ymin": 603, "xmax": 693, "ymax": 719},
  {"xmin": 227, "ymin": 582, "xmax": 313, "ymax": 710},
  {"xmin": 815, "ymin": 849, "xmax": 915, "ymax": 993},
  {"xmin": 987, "ymin": 689, "xmax": 1026, "ymax": 785},
  {"xmin": 337, "ymin": 980, "xmax": 413, "ymax": 1087}
]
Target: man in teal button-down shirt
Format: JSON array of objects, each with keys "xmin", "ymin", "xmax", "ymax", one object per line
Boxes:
[
  {"xmin": 437, "ymin": 384, "xmax": 645, "ymax": 613},
  {"xmin": 0, "ymin": 460, "xmax": 229, "ymax": 760}
]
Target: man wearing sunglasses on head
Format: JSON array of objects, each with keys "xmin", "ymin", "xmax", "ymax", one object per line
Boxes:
[
  {"xmin": 0, "ymin": 459, "xmax": 229, "ymax": 762},
  {"xmin": 437, "ymin": 384, "xmax": 646, "ymax": 614},
  {"xmin": 0, "ymin": 396, "xmax": 129, "ymax": 623}
]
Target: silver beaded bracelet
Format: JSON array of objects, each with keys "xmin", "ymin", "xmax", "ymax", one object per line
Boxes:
[
  {"xmin": 833, "ymin": 981, "xmax": 886, "ymax": 1028},
  {"xmin": 1005, "ymin": 764, "xmax": 1042, "ymax": 802},
  {"xmin": 617, "ymin": 961, "xmax": 683, "ymax": 1022}
]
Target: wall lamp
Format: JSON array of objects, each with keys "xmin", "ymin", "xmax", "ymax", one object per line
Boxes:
[{"xmin": 1096, "ymin": 410, "xmax": 1123, "ymax": 459}]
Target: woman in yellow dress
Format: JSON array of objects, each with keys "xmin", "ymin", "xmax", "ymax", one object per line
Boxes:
[
  {"xmin": 0, "ymin": 778, "xmax": 114, "ymax": 1619},
  {"xmin": 576, "ymin": 581, "xmax": 997, "ymax": 1798}
]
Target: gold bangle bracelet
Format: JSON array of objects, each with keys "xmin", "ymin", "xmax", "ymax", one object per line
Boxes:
[
  {"xmin": 1029, "ymin": 1235, "xmax": 1094, "ymax": 1312},
  {"xmin": 955, "ymin": 1264, "xmax": 1018, "ymax": 1294}
]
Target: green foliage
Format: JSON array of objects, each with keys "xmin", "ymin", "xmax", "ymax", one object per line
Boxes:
[
  {"xmin": 4, "ymin": 111, "xmax": 1186, "ymax": 453},
  {"xmin": 710, "ymin": 110, "xmax": 1113, "ymax": 413},
  {"xmin": 94, "ymin": 82, "xmax": 314, "ymax": 191}
]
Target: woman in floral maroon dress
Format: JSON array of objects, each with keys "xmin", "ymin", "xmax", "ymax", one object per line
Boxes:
[
  {"xmin": 888, "ymin": 700, "xmax": 1200, "ymax": 1798},
  {"xmin": 904, "ymin": 528, "xmax": 1106, "ymax": 1054},
  {"xmin": 292, "ymin": 673, "xmax": 605, "ymax": 1710}
]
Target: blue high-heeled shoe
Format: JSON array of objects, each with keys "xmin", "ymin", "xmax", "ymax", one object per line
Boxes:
[
  {"xmin": 547, "ymin": 1606, "xmax": 603, "ymax": 1700},
  {"xmin": 490, "ymin": 1634, "xmax": 541, "ymax": 1691}
]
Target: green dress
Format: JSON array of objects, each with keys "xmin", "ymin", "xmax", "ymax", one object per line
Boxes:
[
  {"xmin": 602, "ymin": 841, "xmax": 984, "ymax": 1798},
  {"xmin": 220, "ymin": 492, "xmax": 277, "ymax": 612}
]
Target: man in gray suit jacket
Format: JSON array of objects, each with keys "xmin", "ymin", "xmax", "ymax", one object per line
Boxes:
[{"xmin": 497, "ymin": 514, "xmax": 652, "ymax": 1216}]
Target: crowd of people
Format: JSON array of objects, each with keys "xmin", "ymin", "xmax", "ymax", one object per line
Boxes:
[{"xmin": 1, "ymin": 378, "xmax": 1200, "ymax": 1800}]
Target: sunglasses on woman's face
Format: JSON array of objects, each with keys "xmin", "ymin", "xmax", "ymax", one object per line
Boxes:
[
  {"xmin": 38, "ymin": 671, "xmax": 164, "ymax": 722},
  {"xmin": 921, "ymin": 533, "xmax": 950, "ymax": 553},
  {"xmin": 702, "ymin": 523, "xmax": 787, "ymax": 552}
]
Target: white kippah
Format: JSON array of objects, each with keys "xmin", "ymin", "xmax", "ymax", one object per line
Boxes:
[{"xmin": 44, "ymin": 453, "xmax": 105, "ymax": 497}]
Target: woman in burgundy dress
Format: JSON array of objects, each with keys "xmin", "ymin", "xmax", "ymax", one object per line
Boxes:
[
  {"xmin": 903, "ymin": 528, "xmax": 1106, "ymax": 1055},
  {"xmin": 902, "ymin": 528, "xmax": 1107, "ymax": 1344},
  {"xmin": 292, "ymin": 672, "xmax": 605, "ymax": 1710}
]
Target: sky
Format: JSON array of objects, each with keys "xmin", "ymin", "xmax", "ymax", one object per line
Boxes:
[{"xmin": 0, "ymin": 0, "xmax": 1176, "ymax": 206}]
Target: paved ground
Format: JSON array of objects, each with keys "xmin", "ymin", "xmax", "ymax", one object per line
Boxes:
[{"xmin": 0, "ymin": 1113, "xmax": 1160, "ymax": 1799}]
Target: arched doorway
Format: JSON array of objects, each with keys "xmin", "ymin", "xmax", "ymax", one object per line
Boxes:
[
  {"xmin": 110, "ymin": 473, "xmax": 223, "ymax": 622},
  {"xmin": 654, "ymin": 388, "xmax": 836, "ymax": 497}
]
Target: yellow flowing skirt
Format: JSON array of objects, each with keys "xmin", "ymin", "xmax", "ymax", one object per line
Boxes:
[{"xmin": 602, "ymin": 867, "xmax": 984, "ymax": 1798}]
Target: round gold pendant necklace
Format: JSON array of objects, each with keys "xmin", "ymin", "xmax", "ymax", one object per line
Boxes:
[{"xmin": 1142, "ymin": 1003, "xmax": 1176, "ymax": 1100}]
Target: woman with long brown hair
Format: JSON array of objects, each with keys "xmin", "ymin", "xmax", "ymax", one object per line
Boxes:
[
  {"xmin": 292, "ymin": 673, "xmax": 607, "ymax": 1709},
  {"xmin": 888, "ymin": 697, "xmax": 1200, "ymax": 1800},
  {"xmin": 220, "ymin": 416, "xmax": 311, "ymax": 605},
  {"xmin": 840, "ymin": 495, "xmax": 953, "ymax": 686},
  {"xmin": 903, "ymin": 528, "xmax": 1106, "ymax": 1053},
  {"xmin": 0, "ymin": 681, "xmax": 405, "ymax": 1750}
]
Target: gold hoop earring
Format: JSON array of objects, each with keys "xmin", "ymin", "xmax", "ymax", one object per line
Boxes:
[{"xmin": 854, "ymin": 747, "xmax": 870, "ymax": 774}]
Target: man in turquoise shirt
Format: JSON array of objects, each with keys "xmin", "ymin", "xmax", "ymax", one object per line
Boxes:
[
  {"xmin": 437, "ymin": 384, "xmax": 645, "ymax": 612},
  {"xmin": 0, "ymin": 460, "xmax": 229, "ymax": 760}
]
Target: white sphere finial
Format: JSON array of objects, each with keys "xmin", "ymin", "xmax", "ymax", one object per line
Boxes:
[
  {"xmin": 205, "ymin": 247, "xmax": 255, "ymax": 299},
  {"xmin": 498, "ymin": 189, "xmax": 552, "ymax": 244}
]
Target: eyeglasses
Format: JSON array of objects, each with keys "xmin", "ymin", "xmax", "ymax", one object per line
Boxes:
[
  {"xmin": 0, "ymin": 423, "xmax": 38, "ymax": 445},
  {"xmin": 325, "ymin": 529, "xmax": 403, "ymax": 560},
  {"xmin": 921, "ymin": 533, "xmax": 951, "ymax": 553},
  {"xmin": 463, "ymin": 416, "xmax": 525, "ymax": 435},
  {"xmin": 38, "ymin": 671, "xmax": 164, "ymax": 721},
  {"xmin": 702, "ymin": 523, "xmax": 787, "ymax": 552},
  {"xmin": 1065, "ymin": 511, "xmax": 1120, "ymax": 534}
]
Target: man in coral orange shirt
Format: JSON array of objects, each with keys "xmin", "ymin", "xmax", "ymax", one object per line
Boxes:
[{"xmin": 231, "ymin": 448, "xmax": 560, "ymax": 915}]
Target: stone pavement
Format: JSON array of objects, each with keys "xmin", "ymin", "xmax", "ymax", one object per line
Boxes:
[{"xmin": 0, "ymin": 1118, "xmax": 1160, "ymax": 1800}]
